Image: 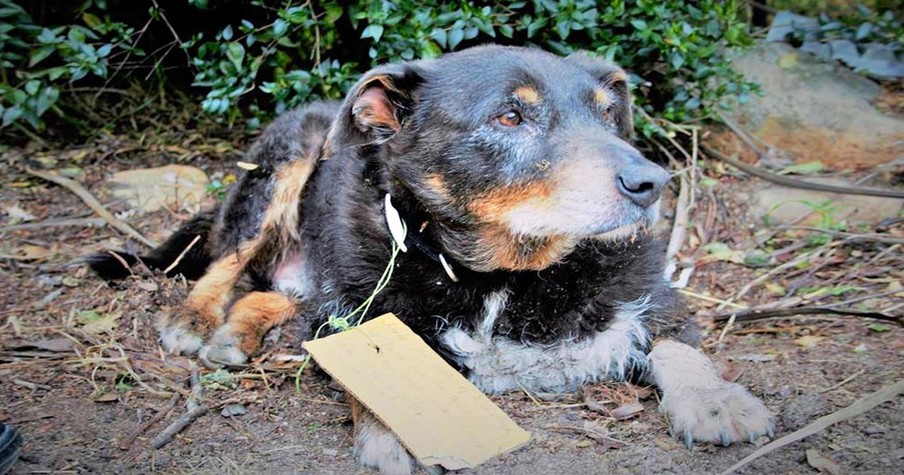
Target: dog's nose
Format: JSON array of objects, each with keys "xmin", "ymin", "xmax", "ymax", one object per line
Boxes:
[{"xmin": 616, "ymin": 164, "xmax": 670, "ymax": 208}]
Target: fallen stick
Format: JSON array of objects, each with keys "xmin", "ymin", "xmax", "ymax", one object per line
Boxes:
[
  {"xmin": 25, "ymin": 167, "xmax": 157, "ymax": 248},
  {"xmin": 119, "ymin": 393, "xmax": 180, "ymax": 450},
  {"xmin": 702, "ymin": 145, "xmax": 904, "ymax": 199},
  {"xmin": 721, "ymin": 379, "xmax": 904, "ymax": 475},
  {"xmin": 162, "ymin": 234, "xmax": 201, "ymax": 275},
  {"xmin": 0, "ymin": 217, "xmax": 106, "ymax": 232},
  {"xmin": 149, "ymin": 404, "xmax": 209, "ymax": 449},
  {"xmin": 710, "ymin": 306, "xmax": 902, "ymax": 326}
]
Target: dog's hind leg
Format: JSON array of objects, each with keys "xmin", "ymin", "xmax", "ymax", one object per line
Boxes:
[
  {"xmin": 647, "ymin": 340, "xmax": 775, "ymax": 448},
  {"xmin": 198, "ymin": 291, "xmax": 298, "ymax": 368},
  {"xmin": 158, "ymin": 239, "xmax": 258, "ymax": 355}
]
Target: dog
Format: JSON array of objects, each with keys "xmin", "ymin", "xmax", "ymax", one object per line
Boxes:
[{"xmin": 89, "ymin": 45, "xmax": 775, "ymax": 474}]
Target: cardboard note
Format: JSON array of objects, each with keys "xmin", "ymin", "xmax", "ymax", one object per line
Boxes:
[{"xmin": 303, "ymin": 313, "xmax": 531, "ymax": 469}]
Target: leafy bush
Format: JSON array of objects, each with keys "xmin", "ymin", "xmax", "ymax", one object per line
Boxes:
[
  {"xmin": 2, "ymin": 0, "xmax": 757, "ymax": 138},
  {"xmin": 787, "ymin": 4, "xmax": 903, "ymax": 50}
]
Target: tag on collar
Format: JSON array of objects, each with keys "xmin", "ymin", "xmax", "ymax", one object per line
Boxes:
[{"xmin": 384, "ymin": 193, "xmax": 408, "ymax": 253}]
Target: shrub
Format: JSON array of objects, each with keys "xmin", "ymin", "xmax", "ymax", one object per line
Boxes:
[{"xmin": 2, "ymin": 0, "xmax": 757, "ymax": 139}]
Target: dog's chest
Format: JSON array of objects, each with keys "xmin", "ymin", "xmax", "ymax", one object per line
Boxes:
[{"xmin": 439, "ymin": 290, "xmax": 652, "ymax": 394}]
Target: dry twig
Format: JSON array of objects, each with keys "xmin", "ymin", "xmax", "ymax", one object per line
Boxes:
[
  {"xmin": 119, "ymin": 393, "xmax": 180, "ymax": 450},
  {"xmin": 25, "ymin": 167, "xmax": 157, "ymax": 248},
  {"xmin": 721, "ymin": 380, "xmax": 904, "ymax": 475}
]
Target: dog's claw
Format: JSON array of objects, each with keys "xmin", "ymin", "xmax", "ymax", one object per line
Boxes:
[
  {"xmin": 766, "ymin": 426, "xmax": 774, "ymax": 438},
  {"xmin": 684, "ymin": 430, "xmax": 693, "ymax": 450},
  {"xmin": 749, "ymin": 432, "xmax": 756, "ymax": 444},
  {"xmin": 720, "ymin": 432, "xmax": 731, "ymax": 447},
  {"xmin": 668, "ymin": 427, "xmax": 676, "ymax": 438}
]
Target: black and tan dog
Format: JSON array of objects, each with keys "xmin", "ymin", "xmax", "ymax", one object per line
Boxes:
[{"xmin": 90, "ymin": 46, "xmax": 774, "ymax": 473}]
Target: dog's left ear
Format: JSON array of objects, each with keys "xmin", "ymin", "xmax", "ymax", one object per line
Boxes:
[
  {"xmin": 565, "ymin": 51, "xmax": 634, "ymax": 139},
  {"xmin": 323, "ymin": 62, "xmax": 426, "ymax": 157}
]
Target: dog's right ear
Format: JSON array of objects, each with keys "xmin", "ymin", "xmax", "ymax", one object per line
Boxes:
[{"xmin": 323, "ymin": 63, "xmax": 425, "ymax": 157}]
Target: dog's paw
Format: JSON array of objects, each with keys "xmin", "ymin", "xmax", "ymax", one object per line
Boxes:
[
  {"xmin": 355, "ymin": 418, "xmax": 414, "ymax": 475},
  {"xmin": 198, "ymin": 325, "xmax": 248, "ymax": 369},
  {"xmin": 660, "ymin": 380, "xmax": 775, "ymax": 449},
  {"xmin": 158, "ymin": 324, "xmax": 204, "ymax": 355}
]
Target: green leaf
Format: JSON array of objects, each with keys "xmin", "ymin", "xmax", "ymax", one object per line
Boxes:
[
  {"xmin": 222, "ymin": 25, "xmax": 233, "ymax": 41},
  {"xmin": 273, "ymin": 19, "xmax": 288, "ymax": 36},
  {"xmin": 35, "ymin": 86, "xmax": 59, "ymax": 116},
  {"xmin": 24, "ymin": 80, "xmax": 40, "ymax": 95},
  {"xmin": 1, "ymin": 105, "xmax": 22, "ymax": 127},
  {"xmin": 361, "ymin": 24, "xmax": 384, "ymax": 42},
  {"xmin": 226, "ymin": 42, "xmax": 245, "ymax": 71},
  {"xmin": 29, "ymin": 45, "xmax": 54, "ymax": 67},
  {"xmin": 779, "ymin": 160, "xmax": 823, "ymax": 175},
  {"xmin": 868, "ymin": 324, "xmax": 891, "ymax": 333},
  {"xmin": 449, "ymin": 28, "xmax": 464, "ymax": 49}
]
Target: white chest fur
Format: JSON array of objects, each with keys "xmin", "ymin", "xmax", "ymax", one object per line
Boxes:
[{"xmin": 439, "ymin": 291, "xmax": 652, "ymax": 394}]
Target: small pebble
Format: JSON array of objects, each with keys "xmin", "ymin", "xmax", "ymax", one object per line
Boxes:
[{"xmin": 220, "ymin": 403, "xmax": 247, "ymax": 417}]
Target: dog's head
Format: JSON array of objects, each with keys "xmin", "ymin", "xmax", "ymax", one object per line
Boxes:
[{"xmin": 326, "ymin": 46, "xmax": 670, "ymax": 272}]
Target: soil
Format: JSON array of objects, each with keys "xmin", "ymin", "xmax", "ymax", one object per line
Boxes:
[{"xmin": 1, "ymin": 132, "xmax": 902, "ymax": 475}]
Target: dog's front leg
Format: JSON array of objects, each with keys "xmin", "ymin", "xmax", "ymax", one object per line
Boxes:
[
  {"xmin": 647, "ymin": 340, "xmax": 775, "ymax": 448},
  {"xmin": 349, "ymin": 397, "xmax": 415, "ymax": 475}
]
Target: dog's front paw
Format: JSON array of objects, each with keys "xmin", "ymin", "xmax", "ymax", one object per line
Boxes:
[
  {"xmin": 660, "ymin": 380, "xmax": 775, "ymax": 449},
  {"xmin": 355, "ymin": 417, "xmax": 414, "ymax": 475},
  {"xmin": 197, "ymin": 325, "xmax": 248, "ymax": 369}
]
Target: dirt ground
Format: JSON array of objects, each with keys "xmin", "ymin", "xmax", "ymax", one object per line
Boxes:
[{"xmin": 1, "ymin": 131, "xmax": 902, "ymax": 475}]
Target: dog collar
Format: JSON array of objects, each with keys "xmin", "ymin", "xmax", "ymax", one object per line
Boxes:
[{"xmin": 384, "ymin": 193, "xmax": 459, "ymax": 282}]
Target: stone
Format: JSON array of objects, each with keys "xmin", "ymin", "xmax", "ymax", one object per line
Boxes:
[
  {"xmin": 726, "ymin": 43, "xmax": 904, "ymax": 170},
  {"xmin": 107, "ymin": 164, "xmax": 209, "ymax": 214}
]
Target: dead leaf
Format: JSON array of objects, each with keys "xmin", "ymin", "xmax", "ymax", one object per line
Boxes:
[
  {"xmin": 4, "ymin": 203, "xmax": 36, "ymax": 222},
  {"xmin": 610, "ymin": 403, "xmax": 644, "ymax": 420},
  {"xmin": 794, "ymin": 335, "xmax": 824, "ymax": 349},
  {"xmin": 108, "ymin": 164, "xmax": 209, "ymax": 214},
  {"xmin": 136, "ymin": 281, "xmax": 159, "ymax": 292},
  {"xmin": 93, "ymin": 393, "xmax": 119, "ymax": 403},
  {"xmin": 699, "ymin": 242, "xmax": 745, "ymax": 264},
  {"xmin": 7, "ymin": 245, "xmax": 52, "ymax": 261},
  {"xmin": 78, "ymin": 310, "xmax": 122, "ymax": 335},
  {"xmin": 31, "ymin": 338, "xmax": 76, "ymax": 352},
  {"xmin": 236, "ymin": 161, "xmax": 259, "ymax": 170},
  {"xmin": 806, "ymin": 449, "xmax": 840, "ymax": 475}
]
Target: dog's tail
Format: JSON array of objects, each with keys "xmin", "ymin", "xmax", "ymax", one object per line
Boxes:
[{"xmin": 86, "ymin": 208, "xmax": 217, "ymax": 280}]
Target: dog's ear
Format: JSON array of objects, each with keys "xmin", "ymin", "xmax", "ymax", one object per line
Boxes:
[
  {"xmin": 565, "ymin": 51, "xmax": 634, "ymax": 139},
  {"xmin": 323, "ymin": 63, "xmax": 425, "ymax": 157}
]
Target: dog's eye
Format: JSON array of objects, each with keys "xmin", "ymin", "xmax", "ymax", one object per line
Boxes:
[{"xmin": 497, "ymin": 110, "xmax": 523, "ymax": 127}]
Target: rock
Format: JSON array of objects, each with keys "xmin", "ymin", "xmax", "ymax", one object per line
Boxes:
[
  {"xmin": 107, "ymin": 164, "xmax": 209, "ymax": 214},
  {"xmin": 220, "ymin": 403, "xmax": 247, "ymax": 417},
  {"xmin": 750, "ymin": 178, "xmax": 903, "ymax": 225},
  {"xmin": 726, "ymin": 43, "xmax": 904, "ymax": 170}
]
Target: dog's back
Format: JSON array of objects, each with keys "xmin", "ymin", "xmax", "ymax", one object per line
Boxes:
[{"xmin": 86, "ymin": 101, "xmax": 340, "ymax": 281}]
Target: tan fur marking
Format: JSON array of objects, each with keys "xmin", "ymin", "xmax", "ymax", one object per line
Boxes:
[
  {"xmin": 225, "ymin": 291, "xmax": 297, "ymax": 356},
  {"xmin": 514, "ymin": 86, "xmax": 541, "ymax": 104},
  {"xmin": 594, "ymin": 88, "xmax": 609, "ymax": 106},
  {"xmin": 261, "ymin": 159, "xmax": 316, "ymax": 246},
  {"xmin": 603, "ymin": 70, "xmax": 628, "ymax": 87},
  {"xmin": 478, "ymin": 225, "xmax": 572, "ymax": 270},
  {"xmin": 468, "ymin": 181, "xmax": 554, "ymax": 221},
  {"xmin": 425, "ymin": 174, "xmax": 451, "ymax": 200}
]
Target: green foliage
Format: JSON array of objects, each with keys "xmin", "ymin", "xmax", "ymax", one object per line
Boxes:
[
  {"xmin": 789, "ymin": 4, "xmax": 903, "ymax": 51},
  {"xmin": 0, "ymin": 0, "xmax": 139, "ymax": 130},
  {"xmin": 3, "ymin": 0, "xmax": 757, "ymax": 137}
]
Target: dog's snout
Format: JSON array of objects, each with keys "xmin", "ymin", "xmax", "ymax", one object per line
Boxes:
[{"xmin": 616, "ymin": 164, "xmax": 669, "ymax": 208}]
